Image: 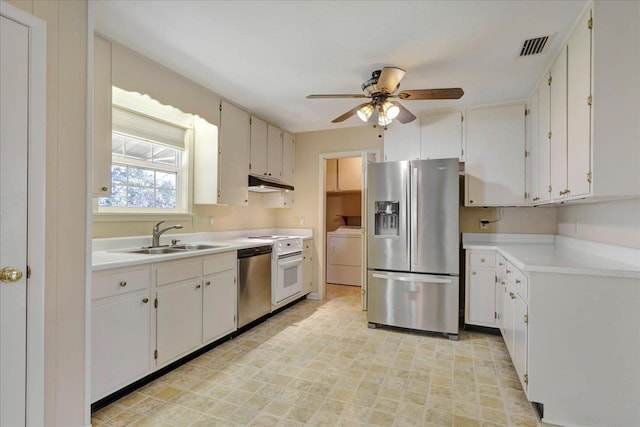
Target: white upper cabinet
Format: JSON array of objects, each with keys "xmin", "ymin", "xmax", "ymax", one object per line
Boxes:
[
  {"xmin": 465, "ymin": 104, "xmax": 526, "ymax": 206},
  {"xmin": 549, "ymin": 46, "xmax": 568, "ymax": 201},
  {"xmin": 282, "ymin": 131, "xmax": 295, "ymax": 186},
  {"xmin": 249, "ymin": 115, "xmax": 268, "ymax": 177},
  {"xmin": 383, "ymin": 119, "xmax": 420, "ymax": 161},
  {"xmin": 420, "ymin": 111, "xmax": 464, "ymax": 160},
  {"xmin": 267, "ymin": 123, "xmax": 283, "ymax": 181},
  {"xmin": 249, "ymin": 118, "xmax": 284, "ymax": 182},
  {"xmin": 537, "ymin": 75, "xmax": 552, "ymax": 203},
  {"xmin": 218, "ymin": 100, "xmax": 250, "ymax": 205},
  {"xmin": 525, "ymin": 92, "xmax": 539, "ymax": 204},
  {"xmin": 92, "ymin": 35, "xmax": 112, "ymax": 197},
  {"xmin": 566, "ymin": 6, "xmax": 592, "ymax": 199}
]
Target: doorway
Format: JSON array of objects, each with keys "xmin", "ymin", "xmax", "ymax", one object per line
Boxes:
[{"xmin": 317, "ymin": 150, "xmax": 378, "ymax": 310}]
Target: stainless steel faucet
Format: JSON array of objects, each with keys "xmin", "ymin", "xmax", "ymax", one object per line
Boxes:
[{"xmin": 152, "ymin": 221, "xmax": 183, "ymax": 247}]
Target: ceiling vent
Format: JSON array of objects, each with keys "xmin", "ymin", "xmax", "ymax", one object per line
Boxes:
[{"xmin": 519, "ymin": 36, "xmax": 550, "ymax": 56}]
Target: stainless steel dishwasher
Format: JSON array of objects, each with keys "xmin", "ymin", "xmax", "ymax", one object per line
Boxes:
[{"xmin": 237, "ymin": 245, "xmax": 272, "ymax": 327}]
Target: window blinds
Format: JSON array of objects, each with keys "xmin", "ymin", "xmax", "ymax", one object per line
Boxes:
[{"xmin": 112, "ymin": 106, "xmax": 186, "ymax": 149}]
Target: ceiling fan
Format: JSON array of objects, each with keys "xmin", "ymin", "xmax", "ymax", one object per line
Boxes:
[{"xmin": 306, "ymin": 66, "xmax": 464, "ymax": 128}]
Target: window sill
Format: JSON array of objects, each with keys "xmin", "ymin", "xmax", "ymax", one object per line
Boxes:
[{"xmin": 92, "ymin": 211, "xmax": 195, "ymax": 222}]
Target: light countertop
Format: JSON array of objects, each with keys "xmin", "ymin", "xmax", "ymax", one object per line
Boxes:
[
  {"xmin": 463, "ymin": 233, "xmax": 640, "ymax": 279},
  {"xmin": 93, "ymin": 229, "xmax": 312, "ymax": 271}
]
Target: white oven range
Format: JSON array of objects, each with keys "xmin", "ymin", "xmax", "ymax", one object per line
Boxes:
[{"xmin": 248, "ymin": 236, "xmax": 303, "ymax": 306}]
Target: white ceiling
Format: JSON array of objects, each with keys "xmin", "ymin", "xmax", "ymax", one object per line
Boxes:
[{"xmin": 94, "ymin": 0, "xmax": 588, "ymax": 133}]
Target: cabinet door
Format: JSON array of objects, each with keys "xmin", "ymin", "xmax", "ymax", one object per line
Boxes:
[
  {"xmin": 93, "ymin": 35, "xmax": 112, "ymax": 197},
  {"xmin": 538, "ymin": 78, "xmax": 552, "ymax": 202},
  {"xmin": 203, "ymin": 269, "xmax": 236, "ymax": 343},
  {"xmin": 383, "ymin": 119, "xmax": 420, "ymax": 161},
  {"xmin": 328, "ymin": 235, "xmax": 361, "ymax": 267},
  {"xmin": 526, "ymin": 93, "xmax": 539, "ymax": 203},
  {"xmin": 337, "ymin": 157, "xmax": 362, "ymax": 191},
  {"xmin": 325, "ymin": 158, "xmax": 337, "ymax": 192},
  {"xmin": 282, "ymin": 131, "xmax": 295, "ymax": 185},
  {"xmin": 249, "ymin": 116, "xmax": 268, "ymax": 177},
  {"xmin": 513, "ymin": 294, "xmax": 528, "ymax": 393},
  {"xmin": 503, "ymin": 284, "xmax": 515, "ymax": 359},
  {"xmin": 156, "ymin": 280, "xmax": 202, "ymax": 366},
  {"xmin": 302, "ymin": 242, "xmax": 313, "ymax": 295},
  {"xmin": 496, "ymin": 276, "xmax": 506, "ymax": 333},
  {"xmin": 467, "ymin": 268, "xmax": 496, "ymax": 326},
  {"xmin": 218, "ymin": 100, "xmax": 249, "ymax": 205},
  {"xmin": 420, "ymin": 111, "xmax": 463, "ymax": 160},
  {"xmin": 465, "ymin": 104, "xmax": 526, "ymax": 206},
  {"xmin": 550, "ymin": 47, "xmax": 568, "ymax": 200},
  {"xmin": 91, "ymin": 290, "xmax": 150, "ymax": 401},
  {"xmin": 567, "ymin": 7, "xmax": 592, "ymax": 199},
  {"xmin": 267, "ymin": 123, "xmax": 283, "ymax": 181}
]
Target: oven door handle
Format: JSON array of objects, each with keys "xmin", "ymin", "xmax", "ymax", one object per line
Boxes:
[{"xmin": 279, "ymin": 257, "xmax": 303, "ymax": 268}]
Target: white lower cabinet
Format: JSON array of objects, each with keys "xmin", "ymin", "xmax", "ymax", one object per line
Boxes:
[
  {"xmin": 92, "ymin": 250, "xmax": 239, "ymax": 403},
  {"xmin": 156, "ymin": 279, "xmax": 203, "ymax": 366},
  {"xmin": 302, "ymin": 239, "xmax": 314, "ymax": 295},
  {"xmin": 155, "ymin": 252, "xmax": 237, "ymax": 367},
  {"xmin": 202, "ymin": 271, "xmax": 236, "ymax": 342},
  {"xmin": 91, "ymin": 266, "xmax": 152, "ymax": 402},
  {"xmin": 464, "ymin": 250, "xmax": 497, "ymax": 327}
]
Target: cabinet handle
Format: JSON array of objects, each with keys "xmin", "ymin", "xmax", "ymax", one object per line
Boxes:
[
  {"xmin": 501, "ymin": 280, "xmax": 506, "ymax": 285},
  {"xmin": 499, "ymin": 262, "xmax": 504, "ymax": 266},
  {"xmin": 480, "ymin": 258, "xmax": 485, "ymax": 263},
  {"xmin": 196, "ymin": 284, "xmax": 201, "ymax": 289},
  {"xmin": 101, "ymin": 186, "xmax": 108, "ymax": 192},
  {"xmin": 142, "ymin": 298, "xmax": 149, "ymax": 304},
  {"xmin": 515, "ymin": 279, "xmax": 521, "ymax": 284},
  {"xmin": 506, "ymin": 270, "xmax": 511, "ymax": 274},
  {"xmin": 510, "ymin": 292, "xmax": 516, "ymax": 300},
  {"xmin": 205, "ymin": 281, "xmax": 211, "ymax": 286},
  {"xmin": 119, "ymin": 281, "xmax": 127, "ymax": 287},
  {"xmin": 469, "ymin": 200, "xmax": 474, "ymax": 204},
  {"xmin": 472, "ymin": 271, "xmax": 476, "ymax": 275}
]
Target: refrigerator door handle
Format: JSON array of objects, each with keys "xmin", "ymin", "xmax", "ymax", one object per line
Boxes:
[
  {"xmin": 371, "ymin": 273, "xmax": 453, "ymax": 284},
  {"xmin": 410, "ymin": 166, "xmax": 418, "ymax": 268}
]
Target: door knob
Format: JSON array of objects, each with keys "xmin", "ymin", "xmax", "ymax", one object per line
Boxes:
[{"xmin": 0, "ymin": 267, "xmax": 23, "ymax": 283}]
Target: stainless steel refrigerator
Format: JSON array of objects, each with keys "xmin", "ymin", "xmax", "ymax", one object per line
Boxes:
[{"xmin": 367, "ymin": 158, "xmax": 459, "ymax": 339}]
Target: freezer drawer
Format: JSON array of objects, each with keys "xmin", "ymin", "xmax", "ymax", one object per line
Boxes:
[{"xmin": 367, "ymin": 271, "xmax": 459, "ymax": 336}]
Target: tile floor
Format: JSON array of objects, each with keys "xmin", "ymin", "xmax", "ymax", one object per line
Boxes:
[{"xmin": 92, "ymin": 284, "xmax": 548, "ymax": 426}]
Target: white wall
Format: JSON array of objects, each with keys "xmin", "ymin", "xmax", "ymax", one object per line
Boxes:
[
  {"xmin": 7, "ymin": 0, "xmax": 89, "ymax": 425},
  {"xmin": 556, "ymin": 198, "xmax": 640, "ymax": 249}
]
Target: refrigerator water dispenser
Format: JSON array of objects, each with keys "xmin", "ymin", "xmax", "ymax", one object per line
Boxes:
[{"xmin": 374, "ymin": 201, "xmax": 399, "ymax": 236}]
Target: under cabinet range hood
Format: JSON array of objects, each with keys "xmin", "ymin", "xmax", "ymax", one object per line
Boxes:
[{"xmin": 248, "ymin": 175, "xmax": 294, "ymax": 193}]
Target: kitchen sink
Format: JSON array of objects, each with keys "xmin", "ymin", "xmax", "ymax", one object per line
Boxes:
[
  {"xmin": 170, "ymin": 244, "xmax": 229, "ymax": 250},
  {"xmin": 124, "ymin": 247, "xmax": 187, "ymax": 255},
  {"xmin": 118, "ymin": 243, "xmax": 228, "ymax": 255}
]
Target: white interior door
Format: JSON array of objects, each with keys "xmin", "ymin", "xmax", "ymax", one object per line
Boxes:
[
  {"xmin": 361, "ymin": 152, "xmax": 377, "ymax": 310},
  {"xmin": 1, "ymin": 14, "xmax": 29, "ymax": 426}
]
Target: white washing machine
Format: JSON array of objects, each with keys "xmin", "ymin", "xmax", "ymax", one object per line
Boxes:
[{"xmin": 326, "ymin": 226, "xmax": 362, "ymax": 286}]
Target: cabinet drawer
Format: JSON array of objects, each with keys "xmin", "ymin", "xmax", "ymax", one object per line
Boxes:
[
  {"xmin": 202, "ymin": 251, "xmax": 237, "ymax": 276},
  {"xmin": 156, "ymin": 258, "xmax": 201, "ymax": 286},
  {"xmin": 512, "ymin": 268, "xmax": 529, "ymax": 301},
  {"xmin": 469, "ymin": 251, "xmax": 495, "ymax": 267},
  {"xmin": 93, "ymin": 266, "xmax": 150, "ymax": 300},
  {"xmin": 496, "ymin": 254, "xmax": 507, "ymax": 276}
]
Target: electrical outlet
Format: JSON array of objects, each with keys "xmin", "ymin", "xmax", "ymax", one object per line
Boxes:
[
  {"xmin": 299, "ymin": 217, "xmax": 305, "ymax": 225},
  {"xmin": 293, "ymin": 217, "xmax": 299, "ymax": 225},
  {"xmin": 209, "ymin": 216, "xmax": 215, "ymax": 227},
  {"xmin": 480, "ymin": 219, "xmax": 489, "ymax": 229}
]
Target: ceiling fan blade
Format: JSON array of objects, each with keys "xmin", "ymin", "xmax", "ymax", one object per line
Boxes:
[
  {"xmin": 331, "ymin": 103, "xmax": 370, "ymax": 123},
  {"xmin": 376, "ymin": 67, "xmax": 406, "ymax": 94},
  {"xmin": 391, "ymin": 101, "xmax": 417, "ymax": 124},
  {"xmin": 397, "ymin": 88, "xmax": 464, "ymax": 100},
  {"xmin": 306, "ymin": 94, "xmax": 368, "ymax": 99}
]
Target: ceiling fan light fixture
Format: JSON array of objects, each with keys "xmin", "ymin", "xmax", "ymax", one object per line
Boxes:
[
  {"xmin": 377, "ymin": 106, "xmax": 392, "ymax": 126},
  {"xmin": 382, "ymin": 101, "xmax": 400, "ymax": 120},
  {"xmin": 357, "ymin": 103, "xmax": 374, "ymax": 122}
]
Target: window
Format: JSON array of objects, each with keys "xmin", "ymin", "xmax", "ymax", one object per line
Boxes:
[
  {"xmin": 98, "ymin": 133, "xmax": 181, "ymax": 209},
  {"xmin": 97, "ymin": 103, "xmax": 191, "ymax": 213}
]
